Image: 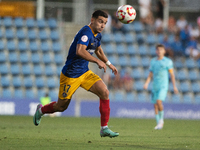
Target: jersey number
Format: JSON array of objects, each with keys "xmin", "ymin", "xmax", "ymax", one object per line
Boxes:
[{"xmin": 63, "ymin": 84, "xmax": 71, "ymax": 93}]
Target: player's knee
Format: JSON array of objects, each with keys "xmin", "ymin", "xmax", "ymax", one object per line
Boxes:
[{"xmin": 100, "ymin": 88, "xmax": 109, "ymax": 100}]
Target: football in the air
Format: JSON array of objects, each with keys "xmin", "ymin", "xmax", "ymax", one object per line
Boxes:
[{"xmin": 116, "ymin": 5, "xmax": 136, "ymax": 24}]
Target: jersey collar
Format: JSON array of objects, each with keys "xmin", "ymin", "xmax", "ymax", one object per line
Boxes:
[{"xmin": 88, "ymin": 25, "xmax": 98, "ymax": 37}]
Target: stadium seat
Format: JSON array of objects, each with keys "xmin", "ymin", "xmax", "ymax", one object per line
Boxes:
[
  {"xmin": 165, "ymin": 93, "xmax": 171, "ymax": 103},
  {"xmin": 126, "ymin": 92, "xmax": 136, "ymax": 102},
  {"xmin": 177, "ymin": 69, "xmax": 188, "ymax": 81},
  {"xmin": 174, "ymin": 58, "xmax": 184, "ymax": 69},
  {"xmin": 37, "ymin": 19, "xmax": 47, "ymax": 29},
  {"xmin": 49, "ymin": 89, "xmax": 58, "ymax": 100},
  {"xmin": 18, "ymin": 40, "xmax": 28, "ymax": 52},
  {"xmin": 149, "ymin": 45, "xmax": 156, "ymax": 56},
  {"xmin": 23, "ymin": 76, "xmax": 34, "ymax": 88},
  {"xmin": 16, "ymin": 29, "xmax": 26, "ymax": 40},
  {"xmin": 188, "ymin": 69, "xmax": 199, "ymax": 81},
  {"xmin": 14, "ymin": 17, "xmax": 24, "ymax": 28},
  {"xmin": 31, "ymin": 53, "xmax": 42, "ymax": 64},
  {"xmin": 5, "ymin": 28, "xmax": 14, "ymax": 39},
  {"xmin": 134, "ymin": 80, "xmax": 144, "ymax": 91},
  {"xmin": 107, "ymin": 55, "xmax": 118, "ymax": 66},
  {"xmin": 45, "ymin": 65, "xmax": 56, "ymax": 76},
  {"xmin": 10, "ymin": 64, "xmax": 21, "ymax": 75},
  {"xmin": 136, "ymin": 33, "xmax": 145, "ymax": 44},
  {"xmin": 130, "ymin": 56, "xmax": 141, "ymax": 67},
  {"xmin": 27, "ymin": 29, "xmax": 37, "ymax": 40},
  {"xmin": 0, "ymin": 63, "xmax": 10, "ymax": 75},
  {"xmin": 0, "ymin": 40, "xmax": 5, "ymax": 51},
  {"xmin": 26, "ymin": 18, "xmax": 35, "ymax": 28},
  {"xmin": 146, "ymin": 33, "xmax": 157, "ymax": 45},
  {"xmin": 37, "ymin": 88, "xmax": 46, "ymax": 98},
  {"xmin": 29, "ymin": 40, "xmax": 39, "ymax": 52},
  {"xmin": 104, "ymin": 43, "xmax": 115, "ymax": 55},
  {"xmin": 19, "ymin": 52, "xmax": 30, "ymax": 64},
  {"xmin": 40, "ymin": 41, "xmax": 50, "ymax": 52},
  {"xmin": 157, "ymin": 34, "xmax": 164, "ymax": 43},
  {"xmin": 143, "ymin": 69, "xmax": 150, "ymax": 79},
  {"xmin": 38, "ymin": 29, "xmax": 48, "ymax": 40},
  {"xmin": 0, "ymin": 29, "xmax": 3, "ymax": 39},
  {"xmin": 0, "ymin": 51, "xmax": 7, "ymax": 63},
  {"xmin": 180, "ymin": 81, "xmax": 191, "ymax": 93},
  {"xmin": 42, "ymin": 53, "xmax": 54, "ymax": 64},
  {"xmin": 50, "ymin": 30, "xmax": 59, "ymax": 41},
  {"xmin": 114, "ymin": 90, "xmax": 126, "ymax": 101},
  {"xmin": 3, "ymin": 17, "xmax": 12, "ymax": 28},
  {"xmin": 2, "ymin": 88, "xmax": 12, "ymax": 98},
  {"xmin": 25, "ymin": 89, "xmax": 36, "ymax": 99},
  {"xmin": 127, "ymin": 44, "xmax": 138, "ymax": 55},
  {"xmin": 183, "ymin": 93, "xmax": 193, "ymax": 104},
  {"xmin": 33, "ymin": 65, "xmax": 43, "ymax": 76},
  {"xmin": 116, "ymin": 44, "xmax": 127, "ymax": 55},
  {"xmin": 124, "ymin": 33, "xmax": 135, "ymax": 44},
  {"xmin": 133, "ymin": 21, "xmax": 144, "ymax": 33},
  {"xmin": 191, "ymin": 82, "xmax": 200, "ymax": 93},
  {"xmin": 137, "ymin": 92, "xmax": 148, "ymax": 103},
  {"xmin": 7, "ymin": 40, "xmax": 16, "ymax": 51},
  {"xmin": 185, "ymin": 58, "xmax": 197, "ymax": 69},
  {"xmin": 138, "ymin": 44, "xmax": 149, "ymax": 56},
  {"xmin": 168, "ymin": 34, "xmax": 175, "ymax": 44},
  {"xmin": 12, "ymin": 76, "xmax": 22, "ymax": 88},
  {"xmin": 52, "ymin": 42, "xmax": 61, "ymax": 53},
  {"xmin": 118, "ymin": 56, "xmax": 129, "ymax": 67},
  {"xmin": 113, "ymin": 32, "xmax": 125, "ymax": 43},
  {"xmin": 35, "ymin": 76, "xmax": 46, "ymax": 88},
  {"xmin": 194, "ymin": 94, "xmax": 200, "ymax": 104},
  {"xmin": 13, "ymin": 88, "xmax": 24, "ymax": 98},
  {"xmin": 48, "ymin": 18, "xmax": 57, "ymax": 29},
  {"xmin": 171, "ymin": 94, "xmax": 182, "ymax": 103},
  {"xmin": 46, "ymin": 77, "xmax": 58, "ymax": 89},
  {"xmin": 21, "ymin": 64, "xmax": 32, "ymax": 76},
  {"xmin": 141, "ymin": 57, "xmax": 150, "ymax": 68},
  {"xmin": 56, "ymin": 65, "xmax": 62, "ymax": 76},
  {"xmin": 101, "ymin": 32, "xmax": 113, "ymax": 43},
  {"xmin": 54, "ymin": 54, "xmax": 64, "ymax": 65},
  {"xmin": 1, "ymin": 75, "xmax": 11, "ymax": 87}
]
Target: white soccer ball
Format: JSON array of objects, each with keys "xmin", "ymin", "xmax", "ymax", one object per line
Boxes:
[{"xmin": 116, "ymin": 5, "xmax": 136, "ymax": 24}]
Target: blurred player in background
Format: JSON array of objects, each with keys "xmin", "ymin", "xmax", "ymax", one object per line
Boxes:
[
  {"xmin": 143, "ymin": 44, "xmax": 179, "ymax": 129},
  {"xmin": 33, "ymin": 10, "xmax": 119, "ymax": 138}
]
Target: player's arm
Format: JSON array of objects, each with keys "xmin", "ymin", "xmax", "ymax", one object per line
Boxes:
[
  {"xmin": 76, "ymin": 44, "xmax": 107, "ymax": 72},
  {"xmin": 143, "ymin": 72, "xmax": 153, "ymax": 90},
  {"xmin": 169, "ymin": 69, "xmax": 179, "ymax": 94},
  {"xmin": 95, "ymin": 45, "xmax": 118, "ymax": 75}
]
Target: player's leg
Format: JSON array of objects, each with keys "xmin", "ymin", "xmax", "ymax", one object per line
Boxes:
[
  {"xmin": 80, "ymin": 70, "xmax": 119, "ymax": 138},
  {"xmin": 152, "ymin": 91, "xmax": 159, "ymax": 125},
  {"xmin": 154, "ymin": 104, "xmax": 159, "ymax": 125},
  {"xmin": 157, "ymin": 100, "xmax": 164, "ymax": 124},
  {"xmin": 89, "ymin": 80, "xmax": 119, "ymax": 138}
]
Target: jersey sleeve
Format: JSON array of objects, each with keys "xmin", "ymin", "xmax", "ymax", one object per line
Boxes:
[
  {"xmin": 77, "ymin": 29, "xmax": 92, "ymax": 46},
  {"xmin": 167, "ymin": 59, "xmax": 173, "ymax": 70}
]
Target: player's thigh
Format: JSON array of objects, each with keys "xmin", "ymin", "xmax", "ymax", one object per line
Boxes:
[
  {"xmin": 89, "ymin": 80, "xmax": 109, "ymax": 98},
  {"xmin": 58, "ymin": 72, "xmax": 81, "ymax": 100}
]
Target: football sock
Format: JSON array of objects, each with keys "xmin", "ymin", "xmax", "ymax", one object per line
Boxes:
[
  {"xmin": 155, "ymin": 114, "xmax": 159, "ymax": 124},
  {"xmin": 159, "ymin": 111, "xmax": 164, "ymax": 123},
  {"xmin": 99, "ymin": 99, "xmax": 110, "ymax": 127},
  {"xmin": 101, "ymin": 126, "xmax": 108, "ymax": 130},
  {"xmin": 41, "ymin": 101, "xmax": 56, "ymax": 114}
]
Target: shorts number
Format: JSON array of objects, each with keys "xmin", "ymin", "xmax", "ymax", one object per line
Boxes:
[{"xmin": 63, "ymin": 84, "xmax": 71, "ymax": 93}]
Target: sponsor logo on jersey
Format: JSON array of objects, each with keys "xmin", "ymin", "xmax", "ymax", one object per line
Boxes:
[{"xmin": 81, "ymin": 35, "xmax": 88, "ymax": 42}]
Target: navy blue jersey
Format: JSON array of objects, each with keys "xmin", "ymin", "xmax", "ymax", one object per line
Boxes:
[{"xmin": 62, "ymin": 25, "xmax": 102, "ymax": 78}]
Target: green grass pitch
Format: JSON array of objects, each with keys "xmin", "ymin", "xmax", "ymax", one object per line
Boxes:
[{"xmin": 0, "ymin": 116, "xmax": 200, "ymax": 150}]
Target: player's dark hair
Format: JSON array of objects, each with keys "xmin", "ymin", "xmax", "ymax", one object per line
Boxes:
[
  {"xmin": 92, "ymin": 10, "xmax": 108, "ymax": 19},
  {"xmin": 156, "ymin": 44, "xmax": 165, "ymax": 49}
]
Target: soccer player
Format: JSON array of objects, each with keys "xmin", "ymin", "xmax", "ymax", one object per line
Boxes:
[
  {"xmin": 33, "ymin": 10, "xmax": 119, "ymax": 138},
  {"xmin": 143, "ymin": 44, "xmax": 178, "ymax": 130}
]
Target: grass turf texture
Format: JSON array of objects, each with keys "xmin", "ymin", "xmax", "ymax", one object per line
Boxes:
[{"xmin": 0, "ymin": 116, "xmax": 200, "ymax": 150}]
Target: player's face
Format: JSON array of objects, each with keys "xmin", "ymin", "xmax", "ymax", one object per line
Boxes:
[
  {"xmin": 91, "ymin": 16, "xmax": 107, "ymax": 33},
  {"xmin": 156, "ymin": 47, "xmax": 165, "ymax": 58}
]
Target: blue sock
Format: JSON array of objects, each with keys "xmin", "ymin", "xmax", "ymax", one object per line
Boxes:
[
  {"xmin": 155, "ymin": 114, "xmax": 159, "ymax": 124},
  {"xmin": 159, "ymin": 111, "xmax": 164, "ymax": 122}
]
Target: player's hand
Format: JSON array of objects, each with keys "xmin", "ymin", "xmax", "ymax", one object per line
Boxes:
[
  {"xmin": 143, "ymin": 83, "xmax": 148, "ymax": 90},
  {"xmin": 173, "ymin": 86, "xmax": 179, "ymax": 94},
  {"xmin": 108, "ymin": 64, "xmax": 118, "ymax": 75},
  {"xmin": 97, "ymin": 60, "xmax": 107, "ymax": 73}
]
